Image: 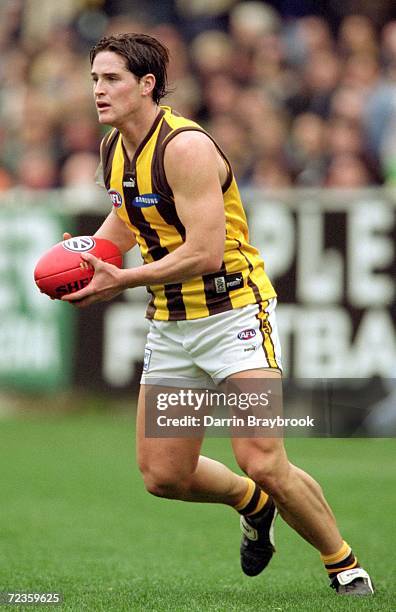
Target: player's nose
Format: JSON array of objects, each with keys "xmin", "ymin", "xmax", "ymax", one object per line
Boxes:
[{"xmin": 94, "ymin": 79, "xmax": 106, "ymax": 95}]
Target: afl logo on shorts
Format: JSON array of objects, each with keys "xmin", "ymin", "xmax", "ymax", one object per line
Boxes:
[
  {"xmin": 108, "ymin": 189, "xmax": 123, "ymax": 208},
  {"xmin": 238, "ymin": 329, "xmax": 257, "ymax": 340},
  {"xmin": 62, "ymin": 236, "xmax": 95, "ymax": 252}
]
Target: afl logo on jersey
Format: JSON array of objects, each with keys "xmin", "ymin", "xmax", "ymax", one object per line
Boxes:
[
  {"xmin": 108, "ymin": 189, "xmax": 123, "ymax": 208},
  {"xmin": 133, "ymin": 193, "xmax": 160, "ymax": 208},
  {"xmin": 238, "ymin": 329, "xmax": 257, "ymax": 340},
  {"xmin": 62, "ymin": 236, "xmax": 96, "ymax": 252}
]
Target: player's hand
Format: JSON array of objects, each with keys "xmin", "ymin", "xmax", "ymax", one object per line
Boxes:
[{"xmin": 61, "ymin": 252, "xmax": 126, "ymax": 308}]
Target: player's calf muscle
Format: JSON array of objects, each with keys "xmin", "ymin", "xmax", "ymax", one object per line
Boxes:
[
  {"xmin": 241, "ymin": 463, "xmax": 293, "ymax": 502},
  {"xmin": 233, "ymin": 441, "xmax": 290, "ymax": 496}
]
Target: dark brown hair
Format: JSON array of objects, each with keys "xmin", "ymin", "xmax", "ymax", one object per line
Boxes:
[{"xmin": 90, "ymin": 33, "xmax": 170, "ymax": 104}]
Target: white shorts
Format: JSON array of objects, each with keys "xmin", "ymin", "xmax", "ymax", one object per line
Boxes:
[{"xmin": 140, "ymin": 299, "xmax": 282, "ymax": 386}]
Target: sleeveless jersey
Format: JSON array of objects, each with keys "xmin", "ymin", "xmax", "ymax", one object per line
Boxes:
[{"xmin": 100, "ymin": 106, "xmax": 276, "ymax": 320}]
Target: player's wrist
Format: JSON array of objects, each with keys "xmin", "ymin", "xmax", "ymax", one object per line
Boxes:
[{"xmin": 119, "ymin": 267, "xmax": 140, "ymax": 290}]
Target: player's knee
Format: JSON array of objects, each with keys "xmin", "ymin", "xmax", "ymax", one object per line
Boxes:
[
  {"xmin": 140, "ymin": 468, "xmax": 188, "ymax": 500},
  {"xmin": 144, "ymin": 478, "xmax": 180, "ymax": 499}
]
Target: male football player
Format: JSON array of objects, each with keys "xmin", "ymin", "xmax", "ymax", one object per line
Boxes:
[{"xmin": 63, "ymin": 33, "xmax": 374, "ymax": 596}]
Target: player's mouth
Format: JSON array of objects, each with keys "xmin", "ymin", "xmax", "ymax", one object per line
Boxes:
[{"xmin": 96, "ymin": 102, "xmax": 111, "ymax": 111}]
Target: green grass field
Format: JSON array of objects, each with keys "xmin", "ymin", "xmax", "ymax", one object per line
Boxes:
[{"xmin": 0, "ymin": 406, "xmax": 395, "ymax": 611}]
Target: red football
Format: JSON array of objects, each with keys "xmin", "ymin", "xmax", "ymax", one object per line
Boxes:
[{"xmin": 34, "ymin": 236, "xmax": 123, "ymax": 299}]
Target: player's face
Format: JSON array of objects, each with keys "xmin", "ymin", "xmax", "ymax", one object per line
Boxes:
[{"xmin": 91, "ymin": 51, "xmax": 142, "ymax": 127}]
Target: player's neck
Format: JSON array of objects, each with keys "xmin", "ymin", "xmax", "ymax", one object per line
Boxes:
[{"xmin": 119, "ymin": 103, "xmax": 161, "ymax": 162}]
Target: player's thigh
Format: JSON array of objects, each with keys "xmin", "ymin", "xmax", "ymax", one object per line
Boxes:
[
  {"xmin": 136, "ymin": 385, "xmax": 204, "ymax": 481},
  {"xmin": 190, "ymin": 299, "xmax": 282, "ymax": 383},
  {"xmin": 228, "ymin": 369, "xmax": 289, "ymax": 476}
]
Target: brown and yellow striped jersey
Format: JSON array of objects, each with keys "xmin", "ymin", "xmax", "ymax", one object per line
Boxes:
[{"xmin": 99, "ymin": 105, "xmax": 276, "ymax": 320}]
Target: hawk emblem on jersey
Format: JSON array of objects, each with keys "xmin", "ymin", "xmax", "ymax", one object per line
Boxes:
[
  {"xmin": 108, "ymin": 189, "xmax": 123, "ymax": 208},
  {"xmin": 133, "ymin": 194, "xmax": 160, "ymax": 208}
]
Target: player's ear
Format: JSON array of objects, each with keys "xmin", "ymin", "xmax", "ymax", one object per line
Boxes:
[{"xmin": 139, "ymin": 73, "xmax": 156, "ymax": 97}]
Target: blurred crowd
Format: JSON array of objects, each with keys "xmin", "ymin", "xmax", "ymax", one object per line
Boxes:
[{"xmin": 1, "ymin": 0, "xmax": 396, "ymax": 192}]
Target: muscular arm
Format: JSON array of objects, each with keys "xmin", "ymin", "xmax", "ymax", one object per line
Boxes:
[
  {"xmin": 122, "ymin": 130, "xmax": 225, "ymax": 286},
  {"xmin": 63, "ymin": 131, "xmax": 226, "ymax": 305}
]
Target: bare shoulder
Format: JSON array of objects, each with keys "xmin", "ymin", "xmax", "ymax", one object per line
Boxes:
[
  {"xmin": 164, "ymin": 131, "xmax": 221, "ymax": 191},
  {"xmin": 164, "ymin": 130, "xmax": 218, "ymax": 164}
]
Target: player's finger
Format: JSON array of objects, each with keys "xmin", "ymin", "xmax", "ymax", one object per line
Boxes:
[
  {"xmin": 61, "ymin": 293, "xmax": 89, "ymax": 303},
  {"xmin": 81, "ymin": 252, "xmax": 99, "ymax": 267},
  {"xmin": 61, "ymin": 287, "xmax": 93, "ymax": 302},
  {"xmin": 67, "ymin": 297, "xmax": 93, "ymax": 308},
  {"xmin": 63, "ymin": 232, "xmax": 72, "ymax": 240},
  {"xmin": 71, "ymin": 292, "xmax": 100, "ymax": 308}
]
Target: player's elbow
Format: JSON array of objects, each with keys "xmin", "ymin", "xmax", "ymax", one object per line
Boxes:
[
  {"xmin": 186, "ymin": 238, "xmax": 223, "ymax": 274},
  {"xmin": 198, "ymin": 248, "xmax": 223, "ymax": 274},
  {"xmin": 203, "ymin": 253, "xmax": 223, "ymax": 274}
]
